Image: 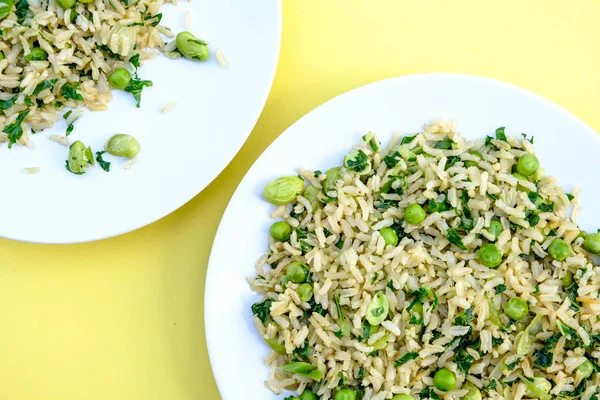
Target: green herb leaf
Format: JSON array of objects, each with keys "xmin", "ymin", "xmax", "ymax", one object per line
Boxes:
[
  {"xmin": 400, "ymin": 135, "xmax": 416, "ymax": 144},
  {"xmin": 95, "ymin": 151, "xmax": 111, "ymax": 172},
  {"xmin": 362, "ymin": 319, "xmax": 371, "ymax": 340},
  {"xmin": 427, "ymin": 197, "xmax": 452, "ymax": 213},
  {"xmin": 0, "ymin": 96, "xmax": 17, "ymax": 110},
  {"xmin": 434, "ymin": 139, "xmax": 453, "ymax": 149},
  {"xmin": 495, "ymin": 127, "xmax": 507, "ymax": 142},
  {"xmin": 506, "ymin": 358, "xmax": 520, "ymax": 371},
  {"xmin": 346, "ymin": 150, "xmax": 369, "ymax": 172},
  {"xmin": 383, "ymin": 151, "xmax": 400, "ymax": 168},
  {"xmin": 129, "ymin": 53, "xmax": 140, "ymax": 69},
  {"xmin": 314, "ymin": 170, "xmax": 322, "ymax": 178},
  {"xmin": 124, "ymin": 77, "xmax": 153, "ymax": 108},
  {"xmin": 446, "ymin": 228, "xmax": 467, "ymax": 250},
  {"xmin": 97, "ymin": 44, "xmax": 123, "ymax": 61},
  {"xmin": 455, "ymin": 348, "xmax": 474, "ymax": 373},
  {"xmin": 394, "ymin": 352, "xmax": 418, "ymax": 368},
  {"xmin": 60, "ymin": 82, "xmax": 84, "ymax": 101},
  {"xmin": 495, "ymin": 284, "xmax": 507, "ymax": 294},
  {"xmin": 251, "ymin": 298, "xmax": 273, "ymax": 326},
  {"xmin": 3, "ymin": 110, "xmax": 30, "ymax": 148},
  {"xmin": 143, "ymin": 12, "xmax": 162, "ymax": 27},
  {"xmin": 538, "ymin": 202, "xmax": 555, "ymax": 213},
  {"xmin": 454, "ymin": 306, "xmax": 475, "ymax": 326},
  {"xmin": 15, "ymin": 0, "xmax": 29, "ymax": 24}
]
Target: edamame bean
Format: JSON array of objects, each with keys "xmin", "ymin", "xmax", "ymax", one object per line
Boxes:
[
  {"xmin": 300, "ymin": 390, "xmax": 318, "ymax": 400},
  {"xmin": 108, "ymin": 68, "xmax": 131, "ymax": 90},
  {"xmin": 176, "ymin": 31, "xmax": 209, "ymax": 61},
  {"xmin": 379, "ymin": 227, "xmax": 398, "ymax": 247},
  {"xmin": 404, "ymin": 203, "xmax": 426, "ymax": 225},
  {"xmin": 433, "ymin": 368, "xmax": 456, "ymax": 392},
  {"xmin": 487, "ymin": 220, "xmax": 503, "ymax": 240},
  {"xmin": 0, "ymin": 0, "xmax": 13, "ymax": 19},
  {"xmin": 322, "ymin": 167, "xmax": 342, "ymax": 196},
  {"xmin": 366, "ymin": 292, "xmax": 389, "ymax": 325},
  {"xmin": 576, "ymin": 359, "xmax": 594, "ymax": 379},
  {"xmin": 66, "ymin": 140, "xmax": 94, "ymax": 174},
  {"xmin": 105, "ymin": 133, "xmax": 140, "ymax": 158},
  {"xmin": 391, "ymin": 395, "xmax": 414, "ymax": 400},
  {"xmin": 263, "ymin": 176, "xmax": 304, "ymax": 205},
  {"xmin": 296, "ymin": 283, "xmax": 313, "ymax": 302},
  {"xmin": 548, "ymin": 239, "xmax": 571, "ymax": 261},
  {"xmin": 478, "ymin": 244, "xmax": 502, "ymax": 268},
  {"xmin": 462, "ymin": 382, "xmax": 482, "ymax": 400},
  {"xmin": 516, "ymin": 153, "xmax": 539, "ymax": 176},
  {"xmin": 584, "ymin": 233, "xmax": 600, "ymax": 254},
  {"xmin": 334, "ymin": 388, "xmax": 356, "ymax": 400},
  {"xmin": 24, "ymin": 47, "xmax": 47, "ymax": 61},
  {"xmin": 287, "ymin": 262, "xmax": 309, "ymax": 283},
  {"xmin": 56, "ymin": 0, "xmax": 75, "ymax": 8},
  {"xmin": 269, "ymin": 221, "xmax": 292, "ymax": 242},
  {"xmin": 504, "ymin": 297, "xmax": 529, "ymax": 320}
]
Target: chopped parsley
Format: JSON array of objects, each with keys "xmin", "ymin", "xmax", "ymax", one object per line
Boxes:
[
  {"xmin": 97, "ymin": 44, "xmax": 123, "ymax": 61},
  {"xmin": 400, "ymin": 135, "xmax": 416, "ymax": 144},
  {"xmin": 455, "ymin": 348, "xmax": 474, "ymax": 373},
  {"xmin": 3, "ymin": 110, "xmax": 30, "ymax": 148},
  {"xmin": 394, "ymin": 352, "xmax": 418, "ymax": 368},
  {"xmin": 383, "ymin": 151, "xmax": 400, "ymax": 168},
  {"xmin": 314, "ymin": 170, "xmax": 322, "ymax": 178},
  {"xmin": 434, "ymin": 139, "xmax": 454, "ymax": 149},
  {"xmin": 506, "ymin": 358, "xmax": 520, "ymax": 370},
  {"xmin": 250, "ymin": 298, "xmax": 273, "ymax": 326},
  {"xmin": 143, "ymin": 12, "xmax": 162, "ymax": 27},
  {"xmin": 60, "ymin": 82, "xmax": 84, "ymax": 101},
  {"xmin": 15, "ymin": 0, "xmax": 29, "ymax": 24},
  {"xmin": 454, "ymin": 306, "xmax": 475, "ymax": 326},
  {"xmin": 346, "ymin": 150, "xmax": 369, "ymax": 172},
  {"xmin": 33, "ymin": 78, "xmax": 59, "ymax": 96},
  {"xmin": 0, "ymin": 96, "xmax": 16, "ymax": 110},
  {"xmin": 124, "ymin": 76, "xmax": 153, "ymax": 108},
  {"xmin": 495, "ymin": 284, "xmax": 507, "ymax": 294},
  {"xmin": 446, "ymin": 228, "xmax": 467, "ymax": 250},
  {"xmin": 427, "ymin": 197, "xmax": 452, "ymax": 213},
  {"xmin": 521, "ymin": 133, "xmax": 535, "ymax": 144},
  {"xmin": 495, "ymin": 126, "xmax": 507, "ymax": 142},
  {"xmin": 95, "ymin": 151, "xmax": 111, "ymax": 172}
]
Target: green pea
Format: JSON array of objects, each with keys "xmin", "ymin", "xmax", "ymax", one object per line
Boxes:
[
  {"xmin": 461, "ymin": 382, "xmax": 482, "ymax": 400},
  {"xmin": 548, "ymin": 239, "xmax": 571, "ymax": 261},
  {"xmin": 296, "ymin": 283, "xmax": 313, "ymax": 302},
  {"xmin": 576, "ymin": 359, "xmax": 594, "ymax": 379},
  {"xmin": 0, "ymin": 0, "xmax": 13, "ymax": 19},
  {"xmin": 176, "ymin": 31, "xmax": 209, "ymax": 61},
  {"xmin": 24, "ymin": 47, "xmax": 47, "ymax": 61},
  {"xmin": 303, "ymin": 185, "xmax": 321, "ymax": 212},
  {"xmin": 66, "ymin": 140, "xmax": 94, "ymax": 174},
  {"xmin": 366, "ymin": 291, "xmax": 389, "ymax": 325},
  {"xmin": 108, "ymin": 68, "xmax": 131, "ymax": 90},
  {"xmin": 105, "ymin": 133, "xmax": 140, "ymax": 158},
  {"xmin": 300, "ymin": 390, "xmax": 318, "ymax": 400},
  {"xmin": 487, "ymin": 220, "xmax": 503, "ymax": 240},
  {"xmin": 263, "ymin": 176, "xmax": 304, "ymax": 205},
  {"xmin": 516, "ymin": 153, "xmax": 539, "ymax": 176},
  {"xmin": 391, "ymin": 395, "xmax": 414, "ymax": 400},
  {"xmin": 478, "ymin": 243, "xmax": 502, "ymax": 268},
  {"xmin": 404, "ymin": 203, "xmax": 426, "ymax": 225},
  {"xmin": 584, "ymin": 233, "xmax": 600, "ymax": 254},
  {"xmin": 287, "ymin": 262, "xmax": 309, "ymax": 283},
  {"xmin": 504, "ymin": 297, "xmax": 529, "ymax": 320},
  {"xmin": 433, "ymin": 368, "xmax": 456, "ymax": 392},
  {"xmin": 322, "ymin": 167, "xmax": 342, "ymax": 196},
  {"xmin": 0, "ymin": 51, "xmax": 4, "ymax": 61},
  {"xmin": 561, "ymin": 270, "xmax": 573, "ymax": 287},
  {"xmin": 56, "ymin": 0, "xmax": 75, "ymax": 8},
  {"xmin": 269, "ymin": 221, "xmax": 292, "ymax": 242},
  {"xmin": 334, "ymin": 388, "xmax": 356, "ymax": 400},
  {"xmin": 379, "ymin": 227, "xmax": 399, "ymax": 246}
]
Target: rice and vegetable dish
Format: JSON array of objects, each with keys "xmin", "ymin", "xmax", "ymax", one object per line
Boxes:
[
  {"xmin": 0, "ymin": 0, "xmax": 216, "ymax": 173},
  {"xmin": 249, "ymin": 120, "xmax": 600, "ymax": 400}
]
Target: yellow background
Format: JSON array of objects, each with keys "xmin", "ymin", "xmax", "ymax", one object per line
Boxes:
[{"xmin": 1, "ymin": 1, "xmax": 599, "ymax": 399}]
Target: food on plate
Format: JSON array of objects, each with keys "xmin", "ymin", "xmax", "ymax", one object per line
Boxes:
[
  {"xmin": 249, "ymin": 120, "xmax": 599, "ymax": 399},
  {"xmin": 105, "ymin": 133, "xmax": 139, "ymax": 158}
]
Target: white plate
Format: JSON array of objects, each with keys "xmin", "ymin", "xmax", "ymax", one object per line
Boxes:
[
  {"xmin": 0, "ymin": 0, "xmax": 281, "ymax": 244},
  {"xmin": 205, "ymin": 74, "xmax": 600, "ymax": 399}
]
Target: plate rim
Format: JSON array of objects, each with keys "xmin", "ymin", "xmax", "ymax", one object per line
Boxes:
[{"xmin": 204, "ymin": 72, "xmax": 599, "ymax": 399}]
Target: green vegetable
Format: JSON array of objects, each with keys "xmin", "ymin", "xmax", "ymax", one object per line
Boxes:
[
  {"xmin": 334, "ymin": 389, "xmax": 356, "ymax": 400},
  {"xmin": 397, "ymin": 145, "xmax": 416, "ymax": 161},
  {"xmin": 366, "ymin": 291, "xmax": 389, "ymax": 325},
  {"xmin": 548, "ymin": 239, "xmax": 571, "ymax": 261},
  {"xmin": 95, "ymin": 151, "xmax": 110, "ymax": 172},
  {"xmin": 56, "ymin": 0, "xmax": 75, "ymax": 7},
  {"xmin": 124, "ymin": 76, "xmax": 152, "ymax": 108},
  {"xmin": 516, "ymin": 153, "xmax": 539, "ymax": 176},
  {"xmin": 433, "ymin": 368, "xmax": 456, "ymax": 392},
  {"xmin": 454, "ymin": 306, "xmax": 475, "ymax": 326},
  {"xmin": 264, "ymin": 338, "xmax": 285, "ymax": 354},
  {"xmin": 404, "ymin": 203, "xmax": 426, "ymax": 225},
  {"xmin": 575, "ymin": 359, "xmax": 594, "ymax": 378},
  {"xmin": 108, "ymin": 68, "xmax": 131, "ymax": 90},
  {"xmin": 251, "ymin": 298, "xmax": 273, "ymax": 326},
  {"xmin": 478, "ymin": 244, "xmax": 502, "ymax": 268},
  {"xmin": 281, "ymin": 362, "xmax": 323, "ymax": 381},
  {"xmin": 104, "ymin": 133, "xmax": 140, "ymax": 158},
  {"xmin": 0, "ymin": 0, "xmax": 14, "ymax": 19},
  {"xmin": 176, "ymin": 31, "xmax": 209, "ymax": 61},
  {"xmin": 300, "ymin": 390, "xmax": 318, "ymax": 400},
  {"xmin": 65, "ymin": 140, "xmax": 94, "ymax": 175},
  {"xmin": 14, "ymin": 0, "xmax": 29, "ymax": 23},
  {"xmin": 296, "ymin": 283, "xmax": 313, "ymax": 302},
  {"xmin": 504, "ymin": 297, "xmax": 528, "ymax": 320},
  {"xmin": 495, "ymin": 284, "xmax": 507, "ymax": 295},
  {"xmin": 287, "ymin": 262, "xmax": 309, "ymax": 283},
  {"xmin": 363, "ymin": 133, "xmax": 380, "ymax": 152},
  {"xmin": 24, "ymin": 47, "xmax": 47, "ymax": 61},
  {"xmin": 379, "ymin": 227, "xmax": 399, "ymax": 246},
  {"xmin": 519, "ymin": 375, "xmax": 552, "ymax": 400},
  {"xmin": 303, "ymin": 185, "xmax": 321, "ymax": 211},
  {"xmin": 487, "ymin": 299, "xmax": 503, "ymax": 328},
  {"xmin": 427, "ymin": 197, "xmax": 452, "ymax": 213},
  {"xmin": 371, "ymin": 332, "xmax": 390, "ymax": 350},
  {"xmin": 61, "ymin": 82, "xmax": 84, "ymax": 101},
  {"xmin": 446, "ymin": 228, "xmax": 467, "ymax": 250},
  {"xmin": 269, "ymin": 221, "xmax": 292, "ymax": 241},
  {"xmin": 32, "ymin": 78, "xmax": 58, "ymax": 95},
  {"xmin": 487, "ymin": 220, "xmax": 503, "ymax": 239},
  {"xmin": 263, "ymin": 176, "xmax": 304, "ymax": 205},
  {"xmin": 495, "ymin": 127, "xmax": 507, "ymax": 141},
  {"xmin": 3, "ymin": 109, "xmax": 30, "ymax": 148},
  {"xmin": 583, "ymin": 233, "xmax": 600, "ymax": 254},
  {"xmin": 516, "ymin": 314, "xmax": 542, "ymax": 355},
  {"xmin": 391, "ymin": 395, "xmax": 414, "ymax": 400},
  {"xmin": 409, "ymin": 302, "xmax": 423, "ymax": 325},
  {"xmin": 434, "ymin": 139, "xmax": 454, "ymax": 149},
  {"xmin": 344, "ymin": 149, "xmax": 371, "ymax": 175},
  {"xmin": 0, "ymin": 95, "xmax": 16, "ymax": 110},
  {"xmin": 461, "ymin": 382, "xmax": 482, "ymax": 400},
  {"xmin": 323, "ymin": 167, "xmax": 342, "ymax": 196},
  {"xmin": 394, "ymin": 352, "xmax": 418, "ymax": 368}
]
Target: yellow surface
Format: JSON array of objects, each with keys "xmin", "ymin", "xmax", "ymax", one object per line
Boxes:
[{"xmin": 1, "ymin": 1, "xmax": 599, "ymax": 399}]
